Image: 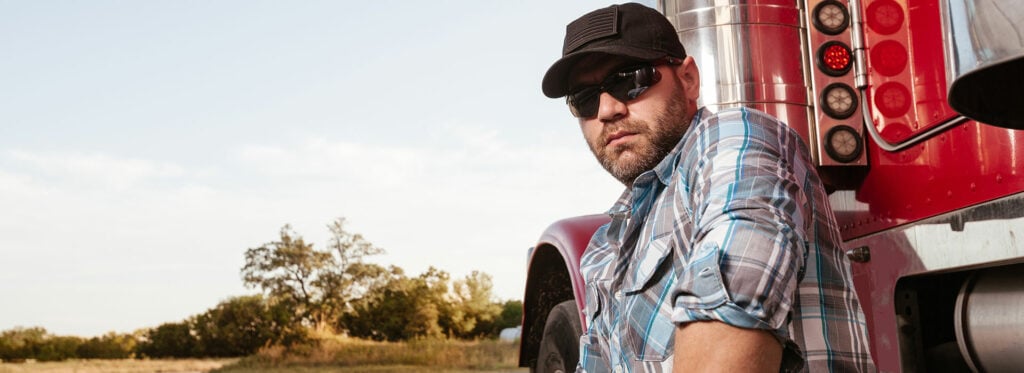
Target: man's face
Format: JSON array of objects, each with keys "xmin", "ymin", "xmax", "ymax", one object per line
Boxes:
[{"xmin": 569, "ymin": 56, "xmax": 699, "ymax": 186}]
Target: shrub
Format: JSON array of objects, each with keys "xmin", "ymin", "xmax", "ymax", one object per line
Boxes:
[
  {"xmin": 136, "ymin": 322, "xmax": 199, "ymax": 358},
  {"xmin": 194, "ymin": 295, "xmax": 306, "ymax": 357},
  {"xmin": 78, "ymin": 332, "xmax": 134, "ymax": 359}
]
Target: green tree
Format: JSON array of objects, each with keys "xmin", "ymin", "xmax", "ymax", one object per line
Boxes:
[
  {"xmin": 241, "ymin": 218, "xmax": 385, "ymax": 332},
  {"xmin": 193, "ymin": 295, "xmax": 305, "ymax": 356},
  {"xmin": 241, "ymin": 225, "xmax": 333, "ymax": 330},
  {"xmin": 472, "ymin": 299, "xmax": 524, "ymax": 339},
  {"xmin": 0, "ymin": 327, "xmax": 92, "ymax": 361},
  {"xmin": 342, "ymin": 267, "xmax": 449, "ymax": 341},
  {"xmin": 0, "ymin": 327, "xmax": 48, "ymax": 361},
  {"xmin": 36, "ymin": 335, "xmax": 83, "ymax": 361},
  {"xmin": 136, "ymin": 322, "xmax": 199, "ymax": 358},
  {"xmin": 316, "ymin": 218, "xmax": 387, "ymax": 329},
  {"xmin": 448, "ymin": 271, "xmax": 503, "ymax": 338},
  {"xmin": 77, "ymin": 332, "xmax": 134, "ymax": 359},
  {"xmin": 495, "ymin": 300, "xmax": 524, "ymax": 333}
]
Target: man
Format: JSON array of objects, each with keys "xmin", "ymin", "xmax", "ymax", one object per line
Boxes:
[{"xmin": 541, "ymin": 3, "xmax": 876, "ymax": 372}]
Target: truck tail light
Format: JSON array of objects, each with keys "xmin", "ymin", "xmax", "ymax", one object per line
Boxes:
[
  {"xmin": 805, "ymin": 0, "xmax": 867, "ymax": 168},
  {"xmin": 813, "ymin": 0, "xmax": 849, "ymax": 35},
  {"xmin": 824, "ymin": 125, "xmax": 863, "ymax": 163},
  {"xmin": 871, "ymin": 40, "xmax": 908, "ymax": 76},
  {"xmin": 866, "ymin": 0, "xmax": 904, "ymax": 35},
  {"xmin": 821, "ymin": 83, "xmax": 858, "ymax": 119},
  {"xmin": 875, "ymin": 82, "xmax": 911, "ymax": 118},
  {"xmin": 818, "ymin": 41, "xmax": 853, "ymax": 76}
]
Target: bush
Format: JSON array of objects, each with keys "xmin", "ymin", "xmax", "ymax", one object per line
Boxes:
[
  {"xmin": 0, "ymin": 327, "xmax": 48, "ymax": 361},
  {"xmin": 194, "ymin": 295, "xmax": 306, "ymax": 357},
  {"xmin": 136, "ymin": 321, "xmax": 199, "ymax": 358},
  {"xmin": 341, "ymin": 269, "xmax": 446, "ymax": 341},
  {"xmin": 0, "ymin": 327, "xmax": 91, "ymax": 362},
  {"xmin": 78, "ymin": 332, "xmax": 134, "ymax": 359},
  {"xmin": 36, "ymin": 335, "xmax": 83, "ymax": 361}
]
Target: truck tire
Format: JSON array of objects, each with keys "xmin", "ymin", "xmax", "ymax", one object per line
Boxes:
[{"xmin": 534, "ymin": 300, "xmax": 583, "ymax": 373}]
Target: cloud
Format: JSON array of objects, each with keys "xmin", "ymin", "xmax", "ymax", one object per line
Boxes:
[
  {"xmin": 233, "ymin": 123, "xmax": 610, "ymax": 198},
  {"xmin": 235, "ymin": 139, "xmax": 427, "ymax": 187},
  {"xmin": 6, "ymin": 150, "xmax": 185, "ymax": 192}
]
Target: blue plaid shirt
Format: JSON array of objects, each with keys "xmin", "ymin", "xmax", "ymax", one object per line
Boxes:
[{"xmin": 578, "ymin": 108, "xmax": 875, "ymax": 372}]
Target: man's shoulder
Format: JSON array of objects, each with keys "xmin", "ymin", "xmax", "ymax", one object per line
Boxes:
[
  {"xmin": 677, "ymin": 107, "xmax": 812, "ymax": 174},
  {"xmin": 692, "ymin": 107, "xmax": 801, "ymax": 145},
  {"xmin": 701, "ymin": 107, "xmax": 788, "ymax": 128}
]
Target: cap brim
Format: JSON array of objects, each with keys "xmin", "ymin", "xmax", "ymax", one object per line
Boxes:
[{"xmin": 541, "ymin": 44, "xmax": 668, "ymax": 98}]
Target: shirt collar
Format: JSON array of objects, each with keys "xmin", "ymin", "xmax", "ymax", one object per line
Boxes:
[
  {"xmin": 652, "ymin": 107, "xmax": 706, "ymax": 186},
  {"xmin": 606, "ymin": 187, "xmax": 632, "ymax": 217}
]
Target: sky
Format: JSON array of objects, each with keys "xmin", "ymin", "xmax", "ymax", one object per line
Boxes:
[{"xmin": 0, "ymin": 1, "xmax": 657, "ymax": 337}]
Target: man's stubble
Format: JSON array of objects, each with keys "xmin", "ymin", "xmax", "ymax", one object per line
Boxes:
[{"xmin": 588, "ymin": 78, "xmax": 691, "ymax": 186}]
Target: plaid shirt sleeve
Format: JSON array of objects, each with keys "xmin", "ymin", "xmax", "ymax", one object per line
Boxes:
[{"xmin": 670, "ymin": 108, "xmax": 808, "ymax": 354}]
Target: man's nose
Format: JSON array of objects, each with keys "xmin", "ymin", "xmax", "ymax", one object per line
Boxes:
[{"xmin": 597, "ymin": 92, "xmax": 627, "ymax": 122}]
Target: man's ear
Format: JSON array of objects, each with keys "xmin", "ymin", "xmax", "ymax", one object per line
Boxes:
[{"xmin": 676, "ymin": 56, "xmax": 700, "ymax": 102}]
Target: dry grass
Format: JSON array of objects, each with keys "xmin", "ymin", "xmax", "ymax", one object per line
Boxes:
[
  {"xmin": 0, "ymin": 358, "xmax": 237, "ymax": 373},
  {"xmin": 213, "ymin": 367, "xmax": 524, "ymax": 373},
  {"xmin": 0, "ymin": 338, "xmax": 525, "ymax": 373},
  {"xmin": 214, "ymin": 336, "xmax": 523, "ymax": 372}
]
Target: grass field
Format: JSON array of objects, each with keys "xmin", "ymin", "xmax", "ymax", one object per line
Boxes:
[
  {"xmin": 0, "ymin": 338, "xmax": 526, "ymax": 373},
  {"xmin": 215, "ymin": 337, "xmax": 524, "ymax": 372},
  {"xmin": 0, "ymin": 358, "xmax": 237, "ymax": 373}
]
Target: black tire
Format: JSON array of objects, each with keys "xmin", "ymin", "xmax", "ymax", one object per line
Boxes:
[{"xmin": 534, "ymin": 300, "xmax": 583, "ymax": 373}]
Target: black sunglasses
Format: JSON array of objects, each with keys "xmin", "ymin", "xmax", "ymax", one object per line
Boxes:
[{"xmin": 566, "ymin": 58, "xmax": 679, "ymax": 118}]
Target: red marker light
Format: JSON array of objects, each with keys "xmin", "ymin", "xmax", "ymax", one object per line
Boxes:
[
  {"xmin": 871, "ymin": 40, "xmax": 908, "ymax": 76},
  {"xmin": 867, "ymin": 0, "xmax": 904, "ymax": 35},
  {"xmin": 818, "ymin": 41, "xmax": 853, "ymax": 76},
  {"xmin": 823, "ymin": 44, "xmax": 851, "ymax": 71},
  {"xmin": 875, "ymin": 82, "xmax": 911, "ymax": 117}
]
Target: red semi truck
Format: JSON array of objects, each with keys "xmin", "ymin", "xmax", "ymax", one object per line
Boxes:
[{"xmin": 520, "ymin": 0, "xmax": 1024, "ymax": 371}]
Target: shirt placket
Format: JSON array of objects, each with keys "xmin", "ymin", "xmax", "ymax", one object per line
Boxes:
[{"xmin": 610, "ymin": 175, "xmax": 661, "ymax": 372}]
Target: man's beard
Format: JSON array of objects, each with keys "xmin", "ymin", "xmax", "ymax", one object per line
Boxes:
[{"xmin": 588, "ymin": 83, "xmax": 690, "ymax": 186}]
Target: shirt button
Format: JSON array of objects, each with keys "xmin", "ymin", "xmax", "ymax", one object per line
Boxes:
[
  {"xmin": 614, "ymin": 364, "xmax": 623, "ymax": 373},
  {"xmin": 614, "ymin": 290, "xmax": 623, "ymax": 300}
]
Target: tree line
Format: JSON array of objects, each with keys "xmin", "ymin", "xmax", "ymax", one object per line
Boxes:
[{"xmin": 0, "ymin": 218, "xmax": 522, "ymax": 361}]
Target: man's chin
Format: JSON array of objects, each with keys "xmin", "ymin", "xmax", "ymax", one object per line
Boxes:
[
  {"xmin": 605, "ymin": 150, "xmax": 664, "ymax": 183},
  {"xmin": 607, "ymin": 147, "xmax": 638, "ymax": 161}
]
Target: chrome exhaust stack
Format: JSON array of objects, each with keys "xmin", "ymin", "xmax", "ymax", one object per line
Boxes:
[
  {"xmin": 941, "ymin": 0, "xmax": 1024, "ymax": 129},
  {"xmin": 659, "ymin": 0, "xmax": 815, "ymax": 148}
]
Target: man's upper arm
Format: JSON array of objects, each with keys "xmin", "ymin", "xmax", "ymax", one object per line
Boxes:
[
  {"xmin": 670, "ymin": 109, "xmax": 807, "ymax": 345},
  {"xmin": 674, "ymin": 320, "xmax": 782, "ymax": 372}
]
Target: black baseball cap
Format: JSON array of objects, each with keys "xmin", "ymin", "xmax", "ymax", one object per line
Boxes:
[{"xmin": 542, "ymin": 3, "xmax": 686, "ymax": 98}]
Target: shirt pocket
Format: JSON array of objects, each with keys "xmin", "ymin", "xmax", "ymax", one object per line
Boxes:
[
  {"xmin": 674, "ymin": 242, "xmax": 730, "ymax": 310},
  {"xmin": 622, "ymin": 244, "xmax": 677, "ymax": 362}
]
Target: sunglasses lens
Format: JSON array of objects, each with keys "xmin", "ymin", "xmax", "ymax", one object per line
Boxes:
[
  {"xmin": 606, "ymin": 74, "xmax": 641, "ymax": 102},
  {"xmin": 614, "ymin": 66, "xmax": 660, "ymax": 101},
  {"xmin": 568, "ymin": 87, "xmax": 600, "ymax": 118},
  {"xmin": 567, "ymin": 65, "xmax": 661, "ymax": 118},
  {"xmin": 632, "ymin": 67, "xmax": 659, "ymax": 97}
]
